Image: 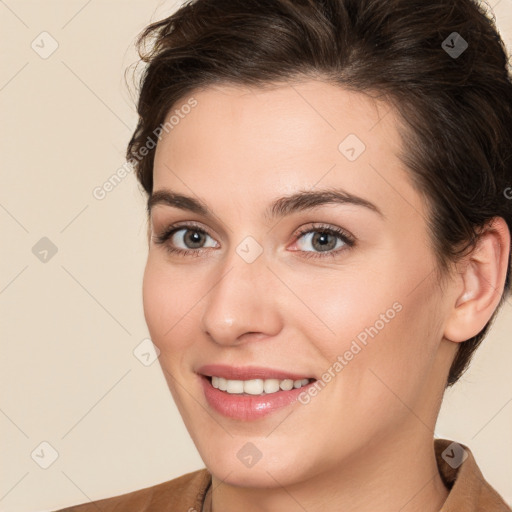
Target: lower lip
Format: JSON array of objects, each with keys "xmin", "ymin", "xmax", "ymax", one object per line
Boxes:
[{"xmin": 200, "ymin": 375, "xmax": 315, "ymax": 420}]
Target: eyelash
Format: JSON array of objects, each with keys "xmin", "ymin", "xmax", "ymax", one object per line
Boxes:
[{"xmin": 152, "ymin": 222, "xmax": 356, "ymax": 260}]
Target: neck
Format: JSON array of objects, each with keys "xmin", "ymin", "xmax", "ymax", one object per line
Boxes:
[{"xmin": 210, "ymin": 431, "xmax": 449, "ymax": 512}]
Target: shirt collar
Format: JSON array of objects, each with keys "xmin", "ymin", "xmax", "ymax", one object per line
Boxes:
[{"xmin": 434, "ymin": 438, "xmax": 511, "ymax": 511}]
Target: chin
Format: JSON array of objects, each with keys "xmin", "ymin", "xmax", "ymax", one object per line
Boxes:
[
  {"xmin": 194, "ymin": 434, "xmax": 311, "ymax": 488},
  {"xmin": 207, "ymin": 458, "xmax": 303, "ymax": 488}
]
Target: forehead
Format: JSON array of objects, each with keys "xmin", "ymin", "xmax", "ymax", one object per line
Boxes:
[
  {"xmin": 156, "ymin": 80, "xmax": 394, "ymax": 154},
  {"xmin": 152, "ymin": 80, "xmax": 422, "ymax": 220}
]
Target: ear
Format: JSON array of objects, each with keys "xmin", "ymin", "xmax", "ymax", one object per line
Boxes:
[{"xmin": 443, "ymin": 217, "xmax": 510, "ymax": 343}]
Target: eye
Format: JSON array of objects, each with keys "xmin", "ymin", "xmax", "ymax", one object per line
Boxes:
[
  {"xmin": 152, "ymin": 221, "xmax": 355, "ymax": 260},
  {"xmin": 291, "ymin": 223, "xmax": 355, "ymax": 259},
  {"xmin": 152, "ymin": 223, "xmax": 218, "ymax": 257}
]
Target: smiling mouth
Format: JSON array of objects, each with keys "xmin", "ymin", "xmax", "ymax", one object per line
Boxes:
[{"xmin": 207, "ymin": 376, "xmax": 316, "ymax": 395}]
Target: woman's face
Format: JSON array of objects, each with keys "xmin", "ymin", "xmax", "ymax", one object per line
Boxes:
[{"xmin": 143, "ymin": 80, "xmax": 458, "ymax": 487}]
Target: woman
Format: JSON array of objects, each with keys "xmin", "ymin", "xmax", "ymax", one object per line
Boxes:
[{"xmin": 55, "ymin": 0, "xmax": 512, "ymax": 510}]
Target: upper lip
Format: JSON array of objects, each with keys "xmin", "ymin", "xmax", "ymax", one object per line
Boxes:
[{"xmin": 197, "ymin": 364, "xmax": 315, "ymax": 381}]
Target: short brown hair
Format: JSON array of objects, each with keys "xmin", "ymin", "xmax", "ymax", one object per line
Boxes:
[{"xmin": 126, "ymin": 0, "xmax": 512, "ymax": 387}]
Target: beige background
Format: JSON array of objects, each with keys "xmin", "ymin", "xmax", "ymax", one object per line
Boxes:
[{"xmin": 0, "ymin": 1, "xmax": 511, "ymax": 511}]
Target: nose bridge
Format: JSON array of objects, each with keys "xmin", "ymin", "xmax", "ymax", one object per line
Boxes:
[{"xmin": 200, "ymin": 243, "xmax": 282, "ymax": 345}]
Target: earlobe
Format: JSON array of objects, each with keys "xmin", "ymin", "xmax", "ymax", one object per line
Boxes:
[{"xmin": 444, "ymin": 217, "xmax": 510, "ymax": 343}]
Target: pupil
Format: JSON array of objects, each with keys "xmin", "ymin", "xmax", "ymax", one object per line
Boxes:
[
  {"xmin": 186, "ymin": 230, "xmax": 204, "ymax": 248},
  {"xmin": 313, "ymin": 232, "xmax": 335, "ymax": 251}
]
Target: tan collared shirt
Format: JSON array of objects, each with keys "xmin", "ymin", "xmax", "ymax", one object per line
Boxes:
[{"xmin": 54, "ymin": 439, "xmax": 511, "ymax": 511}]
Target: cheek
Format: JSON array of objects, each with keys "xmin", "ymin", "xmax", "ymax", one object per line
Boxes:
[
  {"xmin": 284, "ymin": 265, "xmax": 401, "ymax": 357},
  {"xmin": 142, "ymin": 258, "xmax": 203, "ymax": 413},
  {"xmin": 292, "ymin": 261, "xmax": 441, "ymax": 391},
  {"xmin": 142, "ymin": 256, "xmax": 198, "ymax": 356}
]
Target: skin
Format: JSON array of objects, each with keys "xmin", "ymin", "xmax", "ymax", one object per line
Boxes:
[{"xmin": 142, "ymin": 80, "xmax": 510, "ymax": 512}]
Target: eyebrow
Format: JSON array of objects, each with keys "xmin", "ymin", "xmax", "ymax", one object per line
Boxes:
[{"xmin": 147, "ymin": 187, "xmax": 384, "ymax": 221}]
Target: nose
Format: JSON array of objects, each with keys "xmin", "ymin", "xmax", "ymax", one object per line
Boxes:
[{"xmin": 200, "ymin": 249, "xmax": 283, "ymax": 347}]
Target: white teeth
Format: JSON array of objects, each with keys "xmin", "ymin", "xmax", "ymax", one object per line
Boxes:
[
  {"xmin": 226, "ymin": 379, "xmax": 244, "ymax": 393},
  {"xmin": 279, "ymin": 379, "xmax": 294, "ymax": 391},
  {"xmin": 243, "ymin": 379, "xmax": 264, "ymax": 395},
  {"xmin": 263, "ymin": 379, "xmax": 280, "ymax": 393},
  {"xmin": 210, "ymin": 376, "xmax": 312, "ymax": 395}
]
